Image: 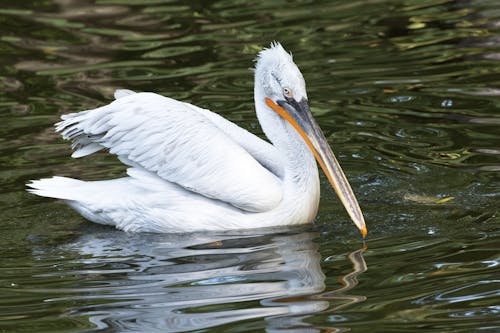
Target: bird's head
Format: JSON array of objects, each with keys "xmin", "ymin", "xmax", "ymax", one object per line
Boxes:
[
  {"xmin": 254, "ymin": 42, "xmax": 367, "ymax": 238},
  {"xmin": 254, "ymin": 42, "xmax": 308, "ymax": 103}
]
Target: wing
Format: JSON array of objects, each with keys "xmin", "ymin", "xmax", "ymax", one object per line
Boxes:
[
  {"xmin": 115, "ymin": 89, "xmax": 284, "ymax": 177},
  {"xmin": 56, "ymin": 92, "xmax": 283, "ymax": 212},
  {"xmin": 187, "ymin": 104, "xmax": 284, "ymax": 178}
]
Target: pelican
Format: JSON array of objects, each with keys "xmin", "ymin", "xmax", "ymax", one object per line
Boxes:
[{"xmin": 28, "ymin": 43, "xmax": 367, "ymax": 236}]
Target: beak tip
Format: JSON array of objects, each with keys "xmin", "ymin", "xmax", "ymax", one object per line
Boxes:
[{"xmin": 361, "ymin": 226, "xmax": 368, "ymax": 238}]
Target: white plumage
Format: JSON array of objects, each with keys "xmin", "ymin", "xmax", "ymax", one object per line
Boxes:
[{"xmin": 28, "ymin": 43, "xmax": 367, "ymax": 235}]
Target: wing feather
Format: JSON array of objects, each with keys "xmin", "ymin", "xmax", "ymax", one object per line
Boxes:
[
  {"xmin": 186, "ymin": 104, "xmax": 284, "ymax": 178},
  {"xmin": 56, "ymin": 92, "xmax": 283, "ymax": 212}
]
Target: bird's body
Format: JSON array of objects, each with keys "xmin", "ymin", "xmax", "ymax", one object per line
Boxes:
[{"xmin": 28, "ymin": 43, "xmax": 366, "ymax": 235}]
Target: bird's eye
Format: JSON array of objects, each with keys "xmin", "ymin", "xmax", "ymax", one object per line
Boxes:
[{"xmin": 283, "ymin": 87, "xmax": 293, "ymax": 98}]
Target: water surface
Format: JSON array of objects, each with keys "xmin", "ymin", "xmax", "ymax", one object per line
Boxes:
[{"xmin": 0, "ymin": 0, "xmax": 499, "ymax": 332}]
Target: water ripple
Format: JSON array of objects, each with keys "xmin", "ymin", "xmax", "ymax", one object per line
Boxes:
[{"xmin": 1, "ymin": 0, "xmax": 499, "ymax": 332}]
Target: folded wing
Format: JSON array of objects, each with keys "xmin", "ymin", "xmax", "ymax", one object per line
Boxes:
[{"xmin": 56, "ymin": 92, "xmax": 283, "ymax": 212}]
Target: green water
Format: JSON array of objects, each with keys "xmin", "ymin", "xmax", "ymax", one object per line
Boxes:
[{"xmin": 1, "ymin": 0, "xmax": 499, "ymax": 332}]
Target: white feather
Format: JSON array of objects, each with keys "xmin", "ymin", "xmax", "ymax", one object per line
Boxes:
[{"xmin": 114, "ymin": 89, "xmax": 136, "ymax": 99}]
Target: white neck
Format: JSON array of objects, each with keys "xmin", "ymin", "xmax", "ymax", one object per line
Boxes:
[
  {"xmin": 254, "ymin": 95, "xmax": 320, "ymax": 214},
  {"xmin": 252, "ymin": 42, "xmax": 321, "ymax": 222}
]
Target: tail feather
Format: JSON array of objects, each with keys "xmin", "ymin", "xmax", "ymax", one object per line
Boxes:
[
  {"xmin": 27, "ymin": 176, "xmax": 84, "ymax": 200},
  {"xmin": 27, "ymin": 177, "xmax": 119, "ymax": 226}
]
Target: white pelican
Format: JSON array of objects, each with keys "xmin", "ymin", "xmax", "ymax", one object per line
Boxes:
[{"xmin": 28, "ymin": 42, "xmax": 367, "ymax": 236}]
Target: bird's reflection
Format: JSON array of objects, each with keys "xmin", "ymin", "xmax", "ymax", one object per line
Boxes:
[{"xmin": 56, "ymin": 226, "xmax": 367, "ymax": 332}]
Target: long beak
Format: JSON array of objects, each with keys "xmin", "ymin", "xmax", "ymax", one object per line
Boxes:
[{"xmin": 265, "ymin": 97, "xmax": 367, "ymax": 237}]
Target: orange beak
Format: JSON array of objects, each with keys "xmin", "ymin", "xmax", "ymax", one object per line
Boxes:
[{"xmin": 265, "ymin": 97, "xmax": 367, "ymax": 237}]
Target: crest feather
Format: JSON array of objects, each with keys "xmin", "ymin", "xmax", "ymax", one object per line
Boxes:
[{"xmin": 255, "ymin": 42, "xmax": 293, "ymax": 70}]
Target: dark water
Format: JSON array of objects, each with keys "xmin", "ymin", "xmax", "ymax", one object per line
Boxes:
[{"xmin": 1, "ymin": 0, "xmax": 499, "ymax": 332}]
